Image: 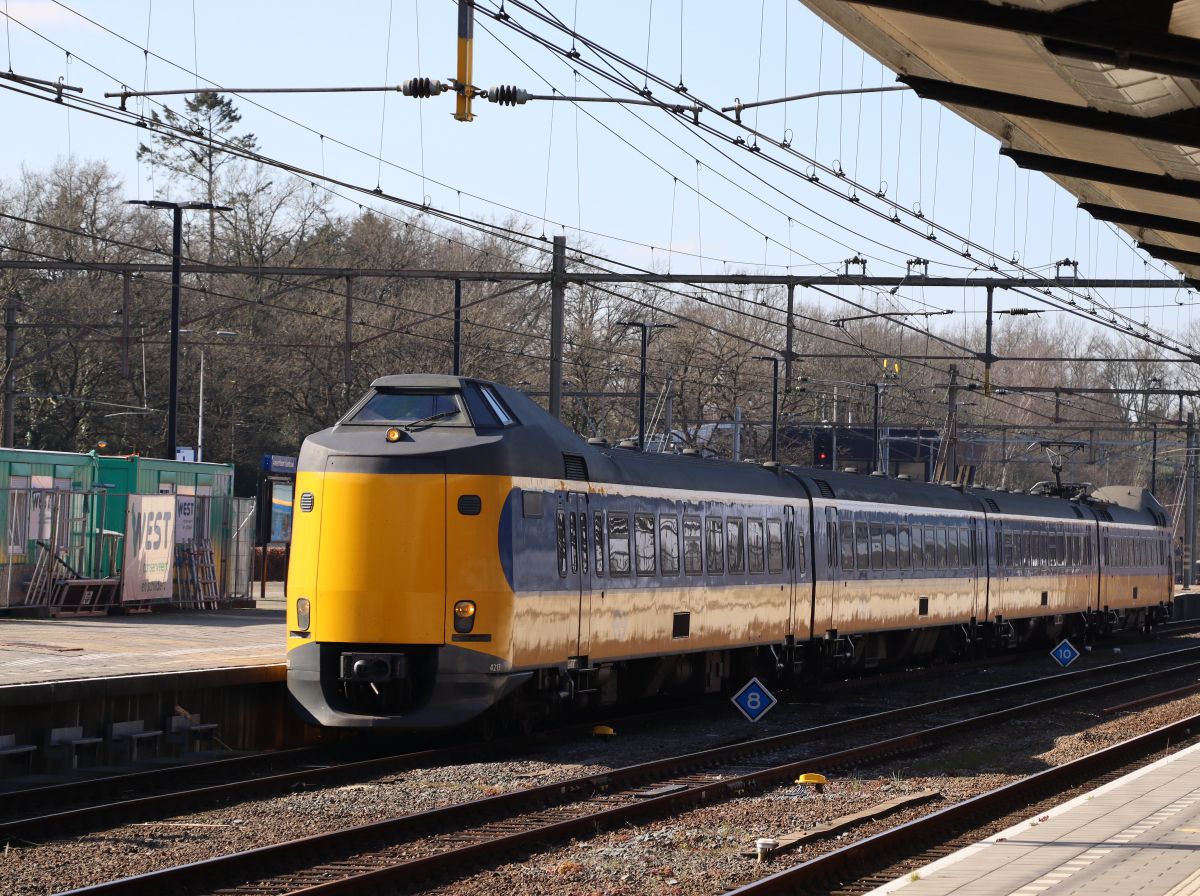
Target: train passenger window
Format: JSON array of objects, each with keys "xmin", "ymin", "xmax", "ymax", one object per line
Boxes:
[
  {"xmin": 911, "ymin": 525, "xmax": 924, "ymax": 569},
  {"xmin": 581, "ymin": 514, "xmax": 588, "ymax": 575},
  {"xmin": 936, "ymin": 528, "xmax": 948, "ymax": 569},
  {"xmin": 828, "ymin": 512, "xmax": 839, "ymax": 569},
  {"xmin": 683, "ymin": 516, "xmax": 703, "ymax": 575},
  {"xmin": 947, "ymin": 528, "xmax": 960, "ymax": 568},
  {"xmin": 797, "ymin": 532, "xmax": 807, "ymax": 573},
  {"xmin": 924, "ymin": 526, "xmax": 936, "ymax": 570},
  {"xmin": 635, "ymin": 513, "xmax": 656, "ymax": 576},
  {"xmin": 870, "ymin": 523, "xmax": 884, "ymax": 570},
  {"xmin": 1002, "ymin": 532, "xmax": 1013, "ymax": 567},
  {"xmin": 1047, "ymin": 535, "xmax": 1057, "ymax": 567},
  {"xmin": 745, "ymin": 519, "xmax": 764, "ymax": 573},
  {"xmin": 884, "ymin": 525, "xmax": 898, "ymax": 570},
  {"xmin": 569, "ymin": 512, "xmax": 579, "ymax": 574},
  {"xmin": 785, "ymin": 515, "xmax": 795, "ymax": 570},
  {"xmin": 608, "ymin": 513, "xmax": 631, "ymax": 576},
  {"xmin": 1059, "ymin": 534, "xmax": 1068, "ymax": 567},
  {"xmin": 766, "ymin": 520, "xmax": 784, "ymax": 573},
  {"xmin": 898, "ymin": 526, "xmax": 911, "ymax": 570},
  {"xmin": 706, "ymin": 518, "xmax": 724, "ymax": 575},
  {"xmin": 855, "ymin": 522, "xmax": 870, "ymax": 570},
  {"xmin": 593, "ymin": 512, "xmax": 605, "ymax": 577},
  {"xmin": 841, "ymin": 523, "xmax": 855, "ymax": 570},
  {"xmin": 727, "ymin": 518, "xmax": 746, "ymax": 573},
  {"xmin": 660, "ymin": 515, "xmax": 680, "ymax": 575},
  {"xmin": 969, "ymin": 528, "xmax": 978, "ymax": 566},
  {"xmin": 556, "ymin": 510, "xmax": 568, "ymax": 578}
]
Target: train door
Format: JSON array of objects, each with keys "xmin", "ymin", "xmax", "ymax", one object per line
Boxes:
[
  {"xmin": 784, "ymin": 505, "xmax": 798, "ymax": 635},
  {"xmin": 813, "ymin": 505, "xmax": 838, "ymax": 635},
  {"xmin": 970, "ymin": 517, "xmax": 982, "ymax": 619},
  {"xmin": 565, "ymin": 491, "xmax": 592, "ymax": 662}
]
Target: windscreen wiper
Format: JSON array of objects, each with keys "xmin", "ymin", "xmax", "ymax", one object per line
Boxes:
[{"xmin": 401, "ymin": 409, "xmax": 459, "ymax": 432}]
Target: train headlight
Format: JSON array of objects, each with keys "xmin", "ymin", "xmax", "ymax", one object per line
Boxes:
[
  {"xmin": 453, "ymin": 600, "xmax": 476, "ymax": 633},
  {"xmin": 385, "ymin": 427, "xmax": 402, "ymax": 443},
  {"xmin": 295, "ymin": 597, "xmax": 311, "ymax": 631}
]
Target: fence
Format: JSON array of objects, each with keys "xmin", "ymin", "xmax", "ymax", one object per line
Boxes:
[
  {"xmin": 224, "ymin": 496, "xmax": 258, "ymax": 601},
  {"xmin": 0, "ymin": 484, "xmax": 250, "ymax": 613}
]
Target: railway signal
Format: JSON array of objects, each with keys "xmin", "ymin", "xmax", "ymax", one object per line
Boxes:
[
  {"xmin": 732, "ymin": 678, "xmax": 778, "ymax": 723},
  {"xmin": 1051, "ymin": 639, "xmax": 1081, "ymax": 668}
]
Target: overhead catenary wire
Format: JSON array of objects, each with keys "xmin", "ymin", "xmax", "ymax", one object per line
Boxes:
[
  {"xmin": 28, "ymin": 0, "xmax": 809, "ymax": 273},
  {"xmin": 0, "ymin": 2, "xmax": 1180, "ymax": 431},
  {"xmin": 497, "ymin": 0, "xmax": 1193, "ymax": 361}
]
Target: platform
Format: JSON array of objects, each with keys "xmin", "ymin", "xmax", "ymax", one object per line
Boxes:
[
  {"xmin": 0, "ymin": 609, "xmax": 285, "ymax": 686},
  {"xmin": 867, "ymin": 739, "xmax": 1200, "ymax": 896},
  {"xmin": 0, "ymin": 611, "xmax": 294, "ymax": 761}
]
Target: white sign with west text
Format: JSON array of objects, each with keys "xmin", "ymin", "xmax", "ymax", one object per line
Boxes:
[{"xmin": 122, "ymin": 494, "xmax": 176, "ymax": 602}]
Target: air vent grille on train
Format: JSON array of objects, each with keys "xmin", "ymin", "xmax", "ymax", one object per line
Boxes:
[
  {"xmin": 563, "ymin": 454, "xmax": 588, "ymax": 481},
  {"xmin": 983, "ymin": 498, "xmax": 1000, "ymax": 514},
  {"xmin": 813, "ymin": 479, "xmax": 835, "ymax": 499},
  {"xmin": 300, "ymin": 492, "xmax": 315, "ymax": 512}
]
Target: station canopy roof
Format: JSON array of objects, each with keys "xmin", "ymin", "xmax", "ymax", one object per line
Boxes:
[{"xmin": 799, "ymin": 0, "xmax": 1200, "ymax": 284}]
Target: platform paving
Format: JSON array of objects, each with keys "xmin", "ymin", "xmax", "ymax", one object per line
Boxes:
[
  {"xmin": 0, "ymin": 610, "xmax": 285, "ymax": 685},
  {"xmin": 866, "ymin": 739, "xmax": 1200, "ymax": 896}
]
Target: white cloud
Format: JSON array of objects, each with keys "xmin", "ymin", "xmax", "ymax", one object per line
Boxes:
[{"xmin": 5, "ymin": 1, "xmax": 93, "ymax": 29}]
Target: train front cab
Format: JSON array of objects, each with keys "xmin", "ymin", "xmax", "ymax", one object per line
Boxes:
[{"xmin": 286, "ymin": 377, "xmax": 525, "ymax": 728}]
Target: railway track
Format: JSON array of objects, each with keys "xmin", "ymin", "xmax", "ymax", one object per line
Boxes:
[
  {"xmin": 726, "ymin": 714, "xmax": 1200, "ymax": 896},
  {"xmin": 0, "ymin": 708, "xmax": 685, "ymax": 844},
  {"xmin": 57, "ymin": 645, "xmax": 1200, "ymax": 896},
  {"xmin": 10, "ymin": 626, "xmax": 1192, "ymax": 849}
]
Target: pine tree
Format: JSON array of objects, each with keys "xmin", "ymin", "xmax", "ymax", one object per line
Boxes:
[{"xmin": 136, "ymin": 91, "xmax": 258, "ymax": 258}]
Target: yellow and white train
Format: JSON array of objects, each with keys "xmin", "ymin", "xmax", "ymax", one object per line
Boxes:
[{"xmin": 286, "ymin": 375, "xmax": 1173, "ymax": 729}]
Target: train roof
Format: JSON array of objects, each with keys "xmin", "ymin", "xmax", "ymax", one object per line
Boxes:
[
  {"xmin": 306, "ymin": 377, "xmax": 1166, "ymax": 528},
  {"xmin": 786, "ymin": 466, "xmax": 977, "ymax": 511}
]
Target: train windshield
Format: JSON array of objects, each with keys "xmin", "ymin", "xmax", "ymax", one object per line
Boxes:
[{"xmin": 349, "ymin": 390, "xmax": 467, "ymax": 425}]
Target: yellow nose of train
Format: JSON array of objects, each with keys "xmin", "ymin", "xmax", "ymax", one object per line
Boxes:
[{"xmin": 286, "ymin": 375, "xmax": 530, "ymax": 729}]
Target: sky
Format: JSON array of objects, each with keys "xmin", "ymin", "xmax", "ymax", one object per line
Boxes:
[{"xmin": 0, "ymin": 0, "xmax": 1195, "ymax": 354}]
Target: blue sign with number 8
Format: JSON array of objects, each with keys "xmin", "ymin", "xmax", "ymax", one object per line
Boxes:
[{"xmin": 732, "ymin": 677, "xmax": 777, "ymax": 722}]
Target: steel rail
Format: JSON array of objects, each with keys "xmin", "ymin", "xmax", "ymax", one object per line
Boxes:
[
  {"xmin": 12, "ymin": 633, "xmax": 1200, "ymax": 845},
  {"xmin": 0, "ymin": 697, "xmax": 729, "ymax": 843},
  {"xmin": 726, "ymin": 713, "xmax": 1200, "ymax": 895},
  {"xmin": 0, "ymin": 746, "xmax": 318, "ymax": 815},
  {"xmin": 59, "ymin": 647, "xmax": 1200, "ymax": 896}
]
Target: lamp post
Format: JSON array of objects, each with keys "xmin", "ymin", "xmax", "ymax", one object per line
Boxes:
[
  {"xmin": 753, "ymin": 355, "xmax": 781, "ymax": 463},
  {"xmin": 126, "ymin": 199, "xmax": 230, "ymax": 460},
  {"xmin": 618, "ymin": 321, "xmax": 675, "ymax": 450},
  {"xmin": 197, "ymin": 330, "xmax": 237, "ymax": 463}
]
